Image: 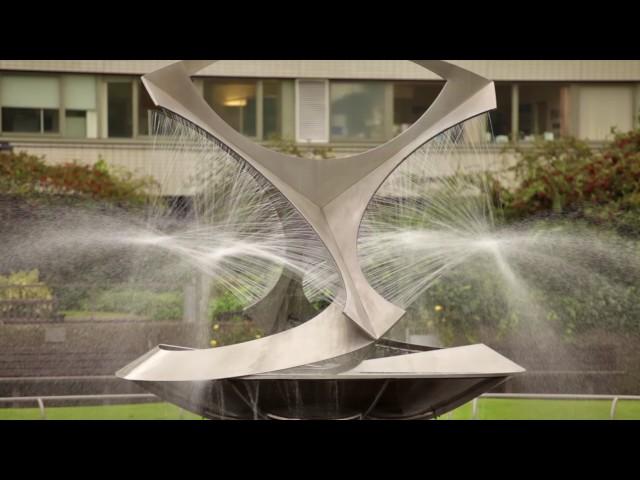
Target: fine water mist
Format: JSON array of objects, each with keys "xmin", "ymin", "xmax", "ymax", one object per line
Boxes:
[
  {"xmin": 358, "ymin": 115, "xmax": 640, "ymax": 391},
  {"xmin": 2, "ymin": 110, "xmax": 639, "ymax": 395}
]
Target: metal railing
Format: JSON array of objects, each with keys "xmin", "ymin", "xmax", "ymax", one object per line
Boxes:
[{"xmin": 1, "ymin": 392, "xmax": 640, "ymax": 420}]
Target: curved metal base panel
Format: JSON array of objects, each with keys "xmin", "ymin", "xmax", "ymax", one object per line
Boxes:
[{"xmin": 130, "ymin": 343, "xmax": 524, "ymax": 420}]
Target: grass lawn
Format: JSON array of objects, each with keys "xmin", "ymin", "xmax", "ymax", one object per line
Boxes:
[
  {"xmin": 1, "ymin": 398, "xmax": 639, "ymax": 420},
  {"xmin": 0, "ymin": 402, "xmax": 202, "ymax": 420},
  {"xmin": 442, "ymin": 398, "xmax": 640, "ymax": 420}
]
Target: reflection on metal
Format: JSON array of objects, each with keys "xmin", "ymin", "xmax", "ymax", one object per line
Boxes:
[
  {"xmin": 117, "ymin": 60, "xmax": 524, "ymax": 419},
  {"xmin": 131, "ymin": 343, "xmax": 523, "ymax": 420}
]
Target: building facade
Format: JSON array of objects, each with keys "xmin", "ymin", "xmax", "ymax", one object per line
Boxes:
[{"xmin": 1, "ymin": 60, "xmax": 639, "ymax": 195}]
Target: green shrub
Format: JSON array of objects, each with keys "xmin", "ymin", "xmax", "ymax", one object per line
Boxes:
[
  {"xmin": 209, "ymin": 318, "xmax": 264, "ymax": 347},
  {"xmin": 0, "ymin": 269, "xmax": 52, "ymax": 300},
  {"xmin": 400, "ymin": 218, "xmax": 640, "ymax": 345},
  {"xmin": 207, "ymin": 290, "xmax": 262, "ymax": 346},
  {"xmin": 208, "ymin": 291, "xmax": 246, "ymax": 318},
  {"xmin": 264, "ymin": 135, "xmax": 334, "ymax": 159},
  {"xmin": 0, "ymin": 151, "xmax": 158, "ymax": 205},
  {"xmin": 491, "ymin": 127, "xmax": 640, "ymax": 235},
  {"xmin": 399, "ymin": 125, "xmax": 640, "ymax": 342},
  {"xmin": 85, "ymin": 288, "xmax": 183, "ymax": 321}
]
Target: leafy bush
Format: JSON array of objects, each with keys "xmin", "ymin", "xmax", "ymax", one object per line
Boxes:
[
  {"xmin": 84, "ymin": 288, "xmax": 183, "ymax": 321},
  {"xmin": 0, "ymin": 269, "xmax": 52, "ymax": 300},
  {"xmin": 404, "ymin": 222, "xmax": 640, "ymax": 345},
  {"xmin": 207, "ymin": 290, "xmax": 262, "ymax": 346},
  {"xmin": 0, "ymin": 151, "xmax": 158, "ymax": 204},
  {"xmin": 491, "ymin": 127, "xmax": 640, "ymax": 235},
  {"xmin": 265, "ymin": 135, "xmax": 334, "ymax": 159},
  {"xmin": 401, "ymin": 125, "xmax": 640, "ymax": 343},
  {"xmin": 0, "ymin": 269, "xmax": 57, "ymax": 319},
  {"xmin": 208, "ymin": 290, "xmax": 246, "ymax": 318},
  {"xmin": 209, "ymin": 318, "xmax": 264, "ymax": 347}
]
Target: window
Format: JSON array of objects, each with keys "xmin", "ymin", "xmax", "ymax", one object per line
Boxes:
[
  {"xmin": 65, "ymin": 110, "xmax": 87, "ymax": 137},
  {"xmin": 2, "ymin": 109, "xmax": 40, "ymax": 133},
  {"xmin": 203, "ymin": 79, "xmax": 257, "ymax": 137},
  {"xmin": 518, "ymin": 84, "xmax": 566, "ymax": 141},
  {"xmin": 263, "ymin": 80, "xmax": 295, "ymax": 140},
  {"xmin": 487, "ymin": 83, "xmax": 512, "ymax": 143},
  {"xmin": 297, "ymin": 80, "xmax": 329, "ymax": 143},
  {"xmin": 138, "ymin": 80, "xmax": 156, "ymax": 136},
  {"xmin": 577, "ymin": 85, "xmax": 634, "ymax": 140},
  {"xmin": 1, "ymin": 75, "xmax": 60, "ymax": 134},
  {"xmin": 107, "ymin": 81, "xmax": 133, "ymax": 138},
  {"xmin": 392, "ymin": 81, "xmax": 444, "ymax": 136},
  {"xmin": 63, "ymin": 75, "xmax": 97, "ymax": 138},
  {"xmin": 203, "ymin": 78, "xmax": 295, "ymax": 141},
  {"xmin": 330, "ymin": 82, "xmax": 387, "ymax": 141}
]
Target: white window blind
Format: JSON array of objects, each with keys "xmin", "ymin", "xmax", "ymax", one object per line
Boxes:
[
  {"xmin": 63, "ymin": 75, "xmax": 96, "ymax": 110},
  {"xmin": 296, "ymin": 80, "xmax": 328, "ymax": 143},
  {"xmin": 578, "ymin": 85, "xmax": 634, "ymax": 140},
  {"xmin": 2, "ymin": 75, "xmax": 60, "ymax": 108}
]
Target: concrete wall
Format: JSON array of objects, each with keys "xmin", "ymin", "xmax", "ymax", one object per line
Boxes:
[
  {"xmin": 1, "ymin": 60, "xmax": 640, "ymax": 81},
  {"xmin": 4, "ymin": 138, "xmax": 515, "ymax": 196}
]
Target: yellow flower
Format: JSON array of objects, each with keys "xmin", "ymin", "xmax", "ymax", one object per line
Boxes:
[
  {"xmin": 212, "ymin": 324, "xmax": 220, "ymax": 331},
  {"xmin": 210, "ymin": 339, "xmax": 218, "ymax": 347},
  {"xmin": 255, "ymin": 334, "xmax": 262, "ymax": 339},
  {"xmin": 434, "ymin": 305, "xmax": 443, "ymax": 312}
]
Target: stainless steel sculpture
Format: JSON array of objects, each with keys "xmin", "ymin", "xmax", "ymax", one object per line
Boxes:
[{"xmin": 117, "ymin": 60, "xmax": 524, "ymax": 419}]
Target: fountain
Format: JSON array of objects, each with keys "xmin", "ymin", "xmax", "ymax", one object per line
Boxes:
[{"xmin": 115, "ymin": 60, "xmax": 525, "ymax": 420}]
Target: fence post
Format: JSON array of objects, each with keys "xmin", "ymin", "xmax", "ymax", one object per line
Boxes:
[
  {"xmin": 610, "ymin": 397, "xmax": 619, "ymax": 420},
  {"xmin": 472, "ymin": 398, "xmax": 479, "ymax": 420},
  {"xmin": 36, "ymin": 397, "xmax": 46, "ymax": 420}
]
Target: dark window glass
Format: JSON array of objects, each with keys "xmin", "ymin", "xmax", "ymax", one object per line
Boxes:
[
  {"xmin": 488, "ymin": 84, "xmax": 512, "ymax": 142},
  {"xmin": 107, "ymin": 82, "xmax": 133, "ymax": 138},
  {"xmin": 43, "ymin": 109, "xmax": 59, "ymax": 133},
  {"xmin": 1, "ymin": 107, "xmax": 41, "ymax": 133},
  {"xmin": 263, "ymin": 81, "xmax": 281, "ymax": 140},
  {"xmin": 518, "ymin": 84, "xmax": 565, "ymax": 141},
  {"xmin": 392, "ymin": 82, "xmax": 444, "ymax": 136}
]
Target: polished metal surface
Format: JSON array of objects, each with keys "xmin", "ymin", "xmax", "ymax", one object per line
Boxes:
[
  {"xmin": 117, "ymin": 60, "xmax": 524, "ymax": 419},
  {"xmin": 117, "ymin": 60, "xmax": 500, "ymax": 384},
  {"xmin": 131, "ymin": 343, "xmax": 523, "ymax": 420},
  {"xmin": 139, "ymin": 60, "xmax": 495, "ymax": 341}
]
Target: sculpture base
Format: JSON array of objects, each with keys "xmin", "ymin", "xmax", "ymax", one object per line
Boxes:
[{"xmin": 124, "ymin": 341, "xmax": 524, "ymax": 420}]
